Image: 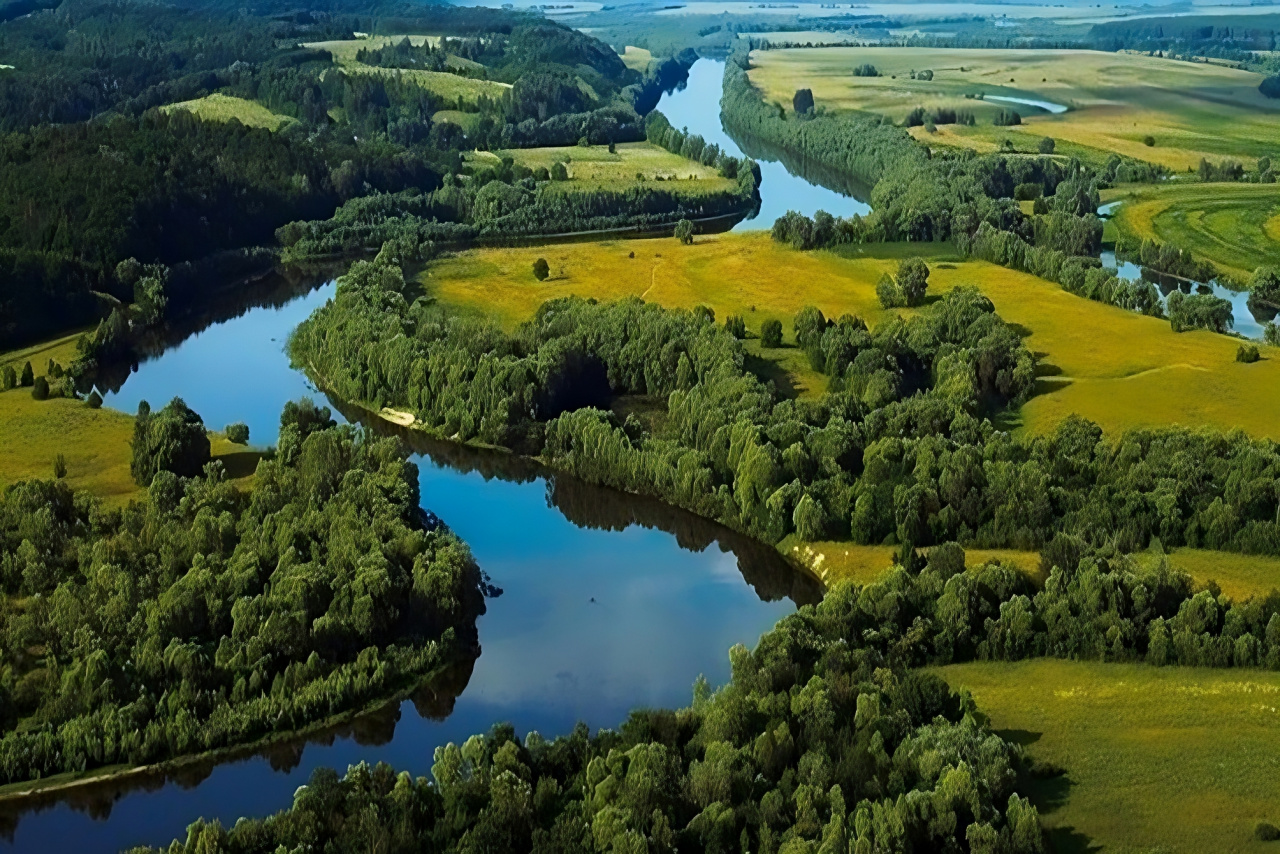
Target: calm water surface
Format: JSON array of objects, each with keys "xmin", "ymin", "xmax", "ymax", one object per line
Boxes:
[
  {"xmin": 1, "ymin": 277, "xmax": 819, "ymax": 852},
  {"xmin": 655, "ymin": 59, "xmax": 873, "ymax": 229}
]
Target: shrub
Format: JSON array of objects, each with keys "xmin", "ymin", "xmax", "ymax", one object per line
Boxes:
[
  {"xmin": 852, "ymin": 63, "xmax": 879, "ymax": 77},
  {"xmin": 30, "ymin": 376, "xmax": 49, "ymax": 401},
  {"xmin": 877, "ymin": 273, "xmax": 904, "ymax": 308},
  {"xmin": 1038, "ymin": 137, "xmax": 1056, "ymax": 154},
  {"xmin": 550, "ymin": 161, "xmax": 569, "ymax": 181},
  {"xmin": 1014, "ymin": 182, "xmax": 1043, "ymax": 201},
  {"xmin": 1256, "ymin": 822, "xmax": 1280, "ymax": 841},
  {"xmin": 1266, "ymin": 321, "xmax": 1280, "ymax": 347},
  {"xmin": 674, "ymin": 218, "xmax": 695, "ymax": 245},
  {"xmin": 533, "ymin": 258, "xmax": 550, "ymax": 281},
  {"xmin": 897, "ymin": 257, "xmax": 930, "ymax": 306},
  {"xmin": 760, "ymin": 318, "xmax": 783, "ymax": 347},
  {"xmin": 225, "ymin": 422, "xmax": 250, "ymax": 444},
  {"xmin": 1143, "ymin": 135, "xmax": 1156, "ymax": 147},
  {"xmin": 19, "ymin": 361, "xmax": 33, "ymax": 387},
  {"xmin": 724, "ymin": 315, "xmax": 746, "ymax": 338},
  {"xmin": 86, "ymin": 390, "xmax": 103, "ymax": 409},
  {"xmin": 1260, "ymin": 75, "xmax": 1280, "ymax": 99},
  {"xmin": 993, "ymin": 108, "xmax": 1021, "ymax": 126},
  {"xmin": 792, "ymin": 88, "xmax": 815, "ymax": 115},
  {"xmin": 1238, "ymin": 344, "xmax": 1261, "ymax": 363},
  {"xmin": 0, "ymin": 366, "xmax": 14, "ymax": 391},
  {"xmin": 52, "ymin": 454, "xmax": 67, "ymax": 479},
  {"xmin": 130, "ymin": 397, "xmax": 211, "ymax": 486}
]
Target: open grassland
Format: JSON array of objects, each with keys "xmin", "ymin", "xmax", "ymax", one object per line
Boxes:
[
  {"xmin": 422, "ymin": 231, "xmax": 1280, "ymax": 437},
  {"xmin": 749, "ymin": 47, "xmax": 1280, "ymax": 170},
  {"xmin": 303, "ymin": 34, "xmax": 441, "ymax": 63},
  {"xmin": 0, "ymin": 330, "xmax": 86, "ymax": 378},
  {"xmin": 1109, "ymin": 183, "xmax": 1280, "ymax": 281},
  {"xmin": 620, "ymin": 45, "xmax": 652, "ymax": 72},
  {"xmin": 433, "ymin": 109, "xmax": 481, "ymax": 131},
  {"xmin": 1137, "ymin": 549, "xmax": 1280, "ymax": 602},
  {"xmin": 939, "ymin": 659, "xmax": 1280, "ymax": 854},
  {"xmin": 307, "ymin": 36, "xmax": 509, "ymax": 107},
  {"xmin": 160, "ymin": 94, "xmax": 293, "ymax": 131},
  {"xmin": 782, "ymin": 539, "xmax": 1042, "ymax": 587},
  {"xmin": 488, "ymin": 142, "xmax": 733, "ymax": 193}
]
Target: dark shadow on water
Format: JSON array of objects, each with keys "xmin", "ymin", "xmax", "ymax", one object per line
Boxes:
[{"xmin": 328, "ymin": 398, "xmax": 824, "ymax": 609}]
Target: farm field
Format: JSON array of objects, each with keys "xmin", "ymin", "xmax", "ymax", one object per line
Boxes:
[
  {"xmin": 422, "ymin": 231, "xmax": 1280, "ymax": 437},
  {"xmin": 939, "ymin": 659, "xmax": 1280, "ymax": 854},
  {"xmin": 160, "ymin": 93, "xmax": 293, "ymax": 131},
  {"xmin": 303, "ymin": 34, "xmax": 442, "ymax": 63},
  {"xmin": 747, "ymin": 47, "xmax": 1280, "ymax": 170},
  {"xmin": 485, "ymin": 142, "xmax": 734, "ymax": 192},
  {"xmin": 1109, "ymin": 182, "xmax": 1280, "ymax": 281}
]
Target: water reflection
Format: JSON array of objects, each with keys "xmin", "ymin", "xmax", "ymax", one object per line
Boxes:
[
  {"xmin": 1, "ymin": 264, "xmax": 814, "ymax": 852},
  {"xmin": 653, "ymin": 59, "xmax": 873, "ymax": 229}
]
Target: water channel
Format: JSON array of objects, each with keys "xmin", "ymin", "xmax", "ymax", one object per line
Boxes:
[{"xmin": 0, "ymin": 58, "xmax": 832, "ymax": 854}]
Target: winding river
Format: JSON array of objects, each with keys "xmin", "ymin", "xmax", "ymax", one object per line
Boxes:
[{"xmin": 0, "ymin": 59, "xmax": 837, "ymax": 854}]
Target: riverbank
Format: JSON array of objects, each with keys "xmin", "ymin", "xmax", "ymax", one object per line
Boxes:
[{"xmin": 0, "ymin": 651, "xmax": 473, "ymax": 805}]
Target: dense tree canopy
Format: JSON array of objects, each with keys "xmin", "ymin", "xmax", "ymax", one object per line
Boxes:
[{"xmin": 0, "ymin": 400, "xmax": 486, "ymax": 785}]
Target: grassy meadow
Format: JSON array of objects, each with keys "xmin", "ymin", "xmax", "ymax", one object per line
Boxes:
[
  {"xmin": 160, "ymin": 93, "xmax": 293, "ymax": 131},
  {"xmin": 1138, "ymin": 548, "xmax": 1280, "ymax": 602},
  {"xmin": 782, "ymin": 539, "xmax": 1043, "ymax": 587},
  {"xmin": 619, "ymin": 45, "xmax": 652, "ymax": 72},
  {"xmin": 748, "ymin": 47, "xmax": 1280, "ymax": 170},
  {"xmin": 1109, "ymin": 182, "xmax": 1280, "ymax": 281},
  {"xmin": 305, "ymin": 35, "xmax": 509, "ymax": 108},
  {"xmin": 482, "ymin": 142, "xmax": 734, "ymax": 194},
  {"xmin": 421, "ymin": 231, "xmax": 1280, "ymax": 437},
  {"xmin": 940, "ymin": 659, "xmax": 1280, "ymax": 854}
]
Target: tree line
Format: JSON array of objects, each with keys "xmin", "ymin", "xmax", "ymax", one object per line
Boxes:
[{"xmin": 0, "ymin": 397, "xmax": 487, "ymax": 785}]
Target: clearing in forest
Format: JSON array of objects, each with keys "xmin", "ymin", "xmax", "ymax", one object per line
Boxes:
[
  {"xmin": 748, "ymin": 47, "xmax": 1280, "ymax": 170},
  {"xmin": 1108, "ymin": 182, "xmax": 1280, "ymax": 281},
  {"xmin": 161, "ymin": 94, "xmax": 294, "ymax": 131},
  {"xmin": 305, "ymin": 35, "xmax": 510, "ymax": 107},
  {"xmin": 421, "ymin": 232, "xmax": 1280, "ymax": 437},
  {"xmin": 939, "ymin": 659, "xmax": 1280, "ymax": 854},
  {"xmin": 481, "ymin": 142, "xmax": 733, "ymax": 192}
]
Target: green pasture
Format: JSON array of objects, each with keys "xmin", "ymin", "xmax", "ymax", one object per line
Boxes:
[
  {"xmin": 160, "ymin": 94, "xmax": 293, "ymax": 131},
  {"xmin": 480, "ymin": 142, "xmax": 733, "ymax": 193},
  {"xmin": 1110, "ymin": 182, "xmax": 1280, "ymax": 282},
  {"xmin": 940, "ymin": 659, "xmax": 1280, "ymax": 854}
]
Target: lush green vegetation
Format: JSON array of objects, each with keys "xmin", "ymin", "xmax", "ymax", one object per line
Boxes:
[{"xmin": 0, "ymin": 398, "xmax": 486, "ymax": 786}]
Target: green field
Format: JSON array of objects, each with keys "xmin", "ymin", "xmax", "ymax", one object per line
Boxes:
[
  {"xmin": 422, "ymin": 231, "xmax": 1280, "ymax": 438},
  {"xmin": 1138, "ymin": 548, "xmax": 1280, "ymax": 603},
  {"xmin": 1110, "ymin": 182, "xmax": 1280, "ymax": 282},
  {"xmin": 481, "ymin": 142, "xmax": 734, "ymax": 193},
  {"xmin": 161, "ymin": 94, "xmax": 293, "ymax": 131},
  {"xmin": 783, "ymin": 539, "xmax": 1043, "ymax": 587},
  {"xmin": 749, "ymin": 47, "xmax": 1280, "ymax": 171},
  {"xmin": 306, "ymin": 35, "xmax": 510, "ymax": 108},
  {"xmin": 940, "ymin": 659, "xmax": 1280, "ymax": 854}
]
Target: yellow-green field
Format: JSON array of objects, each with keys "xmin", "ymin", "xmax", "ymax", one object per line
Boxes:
[
  {"xmin": 421, "ymin": 231, "xmax": 1280, "ymax": 438},
  {"xmin": 303, "ymin": 34, "xmax": 441, "ymax": 63},
  {"xmin": 748, "ymin": 47, "xmax": 1280, "ymax": 170},
  {"xmin": 433, "ymin": 109, "xmax": 482, "ymax": 131},
  {"xmin": 620, "ymin": 45, "xmax": 652, "ymax": 72},
  {"xmin": 306, "ymin": 35, "xmax": 510, "ymax": 107},
  {"xmin": 480, "ymin": 142, "xmax": 733, "ymax": 193},
  {"xmin": 1137, "ymin": 549, "xmax": 1280, "ymax": 603},
  {"xmin": 940, "ymin": 659, "xmax": 1280, "ymax": 854},
  {"xmin": 161, "ymin": 94, "xmax": 293, "ymax": 131},
  {"xmin": 1109, "ymin": 182, "xmax": 1280, "ymax": 281},
  {"xmin": 0, "ymin": 331, "xmax": 86, "ymax": 379},
  {"xmin": 783, "ymin": 539, "xmax": 1042, "ymax": 587}
]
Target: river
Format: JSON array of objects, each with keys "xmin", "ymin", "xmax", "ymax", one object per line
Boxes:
[{"xmin": 0, "ymin": 59, "xmax": 842, "ymax": 854}]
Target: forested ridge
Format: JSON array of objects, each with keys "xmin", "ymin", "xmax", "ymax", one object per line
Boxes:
[
  {"xmin": 0, "ymin": 399, "xmax": 486, "ymax": 786},
  {"xmin": 0, "ymin": 0, "xmax": 702, "ymax": 350}
]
